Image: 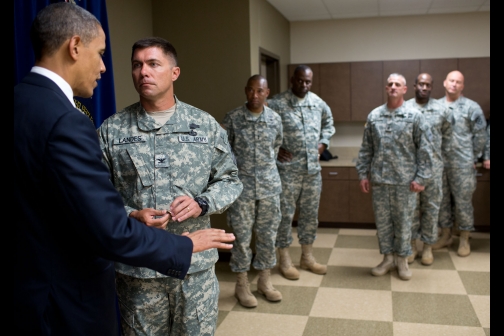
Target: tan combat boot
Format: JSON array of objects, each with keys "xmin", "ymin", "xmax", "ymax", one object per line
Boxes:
[
  {"xmin": 452, "ymin": 221, "xmax": 461, "ymax": 237},
  {"xmin": 432, "ymin": 227, "xmax": 453, "ymax": 250},
  {"xmin": 421, "ymin": 244, "xmax": 434, "ymax": 265},
  {"xmin": 371, "ymin": 254, "xmax": 395, "ymax": 276},
  {"xmin": 396, "ymin": 255, "xmax": 413, "ymax": 281},
  {"xmin": 278, "ymin": 247, "xmax": 300, "ymax": 280},
  {"xmin": 257, "ymin": 269, "xmax": 282, "ymax": 302},
  {"xmin": 407, "ymin": 239, "xmax": 418, "ymax": 264},
  {"xmin": 235, "ymin": 272, "xmax": 257, "ymax": 308},
  {"xmin": 300, "ymin": 244, "xmax": 327, "ymax": 275},
  {"xmin": 458, "ymin": 230, "xmax": 471, "ymax": 257}
]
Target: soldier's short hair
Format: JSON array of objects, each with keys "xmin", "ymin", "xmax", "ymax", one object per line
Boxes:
[
  {"xmin": 387, "ymin": 73, "xmax": 406, "ymax": 86},
  {"xmin": 131, "ymin": 37, "xmax": 178, "ymax": 66},
  {"xmin": 247, "ymin": 74, "xmax": 268, "ymax": 87},
  {"xmin": 294, "ymin": 65, "xmax": 312, "ymax": 76},
  {"xmin": 30, "ymin": 2, "xmax": 101, "ymax": 61}
]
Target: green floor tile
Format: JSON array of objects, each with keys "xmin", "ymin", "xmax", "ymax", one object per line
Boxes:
[
  {"xmin": 217, "ymin": 310, "xmax": 229, "ymax": 328},
  {"xmin": 320, "ymin": 266, "xmax": 391, "ymax": 291},
  {"xmin": 458, "ymin": 271, "xmax": 490, "ymax": 295},
  {"xmin": 448, "ymin": 237, "xmax": 491, "ymax": 253},
  {"xmin": 334, "ymin": 235, "xmax": 379, "ymax": 249},
  {"xmin": 303, "ymin": 317, "xmax": 393, "ymax": 336},
  {"xmin": 484, "ymin": 327, "xmax": 490, "ymax": 335}
]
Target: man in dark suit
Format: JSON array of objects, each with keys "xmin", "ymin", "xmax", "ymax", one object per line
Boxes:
[{"xmin": 13, "ymin": 3, "xmax": 235, "ymax": 335}]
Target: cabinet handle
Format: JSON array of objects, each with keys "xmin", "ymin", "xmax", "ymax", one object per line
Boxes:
[
  {"xmin": 329, "ymin": 172, "xmax": 338, "ymax": 175},
  {"xmin": 476, "ymin": 173, "xmax": 483, "ymax": 177}
]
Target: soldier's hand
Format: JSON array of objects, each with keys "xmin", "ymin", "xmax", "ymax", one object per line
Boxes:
[
  {"xmin": 181, "ymin": 229, "xmax": 235, "ymax": 252},
  {"xmin": 170, "ymin": 195, "xmax": 202, "ymax": 222},
  {"xmin": 360, "ymin": 179, "xmax": 370, "ymax": 193},
  {"xmin": 410, "ymin": 181, "xmax": 425, "ymax": 193},
  {"xmin": 483, "ymin": 160, "xmax": 490, "ymax": 169},
  {"xmin": 277, "ymin": 147, "xmax": 293, "ymax": 163},
  {"xmin": 129, "ymin": 208, "xmax": 170, "ymax": 229}
]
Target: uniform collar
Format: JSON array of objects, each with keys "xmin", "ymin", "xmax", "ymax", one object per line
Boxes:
[
  {"xmin": 288, "ymin": 89, "xmax": 313, "ymax": 107},
  {"xmin": 137, "ymin": 95, "xmax": 191, "ymax": 133}
]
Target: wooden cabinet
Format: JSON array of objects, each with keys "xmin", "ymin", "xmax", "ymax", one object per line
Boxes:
[
  {"xmin": 319, "ymin": 63, "xmax": 351, "ymax": 122},
  {"xmin": 457, "ymin": 57, "xmax": 491, "ymax": 118},
  {"xmin": 419, "ymin": 58, "xmax": 458, "ymax": 99},
  {"xmin": 473, "ymin": 167, "xmax": 490, "ymax": 228},
  {"xmin": 351, "ymin": 61, "xmax": 383, "ymax": 121}
]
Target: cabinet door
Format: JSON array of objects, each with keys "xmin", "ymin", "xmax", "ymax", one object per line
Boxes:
[
  {"xmin": 349, "ymin": 181, "xmax": 375, "ymax": 223},
  {"xmin": 419, "ymin": 58, "xmax": 458, "ymax": 99},
  {"xmin": 351, "ymin": 61, "xmax": 383, "ymax": 121},
  {"xmin": 319, "ymin": 63, "xmax": 351, "ymax": 121},
  {"xmin": 382, "ymin": 60, "xmax": 420, "ymax": 102},
  {"xmin": 319, "ymin": 179, "xmax": 350, "ymax": 223},
  {"xmin": 457, "ymin": 57, "xmax": 490, "ymax": 119},
  {"xmin": 288, "ymin": 63, "xmax": 321, "ymax": 96},
  {"xmin": 473, "ymin": 167, "xmax": 490, "ymax": 227}
]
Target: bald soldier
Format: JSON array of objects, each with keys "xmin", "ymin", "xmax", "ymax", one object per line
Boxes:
[
  {"xmin": 222, "ymin": 75, "xmax": 283, "ymax": 308},
  {"xmin": 405, "ymin": 74, "xmax": 453, "ymax": 266},
  {"xmin": 433, "ymin": 71, "xmax": 487, "ymax": 256}
]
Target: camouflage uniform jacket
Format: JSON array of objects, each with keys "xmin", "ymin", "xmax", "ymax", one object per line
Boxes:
[
  {"xmin": 267, "ymin": 90, "xmax": 335, "ymax": 174},
  {"xmin": 98, "ymin": 97, "xmax": 243, "ymax": 278},
  {"xmin": 483, "ymin": 124, "xmax": 490, "ymax": 160},
  {"xmin": 222, "ymin": 105, "xmax": 283, "ymax": 200},
  {"xmin": 405, "ymin": 98, "xmax": 453, "ymax": 171},
  {"xmin": 356, "ymin": 103, "xmax": 433, "ymax": 186},
  {"xmin": 438, "ymin": 96, "xmax": 487, "ymax": 168}
]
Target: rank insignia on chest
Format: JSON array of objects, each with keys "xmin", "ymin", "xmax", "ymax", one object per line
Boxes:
[
  {"xmin": 155, "ymin": 154, "xmax": 169, "ymax": 168},
  {"xmin": 114, "ymin": 135, "xmax": 146, "ymax": 145},
  {"xmin": 178, "ymin": 135, "xmax": 208, "ymax": 143},
  {"xmin": 189, "ymin": 123, "xmax": 200, "ymax": 129},
  {"xmin": 189, "ymin": 130, "xmax": 198, "ymax": 136}
]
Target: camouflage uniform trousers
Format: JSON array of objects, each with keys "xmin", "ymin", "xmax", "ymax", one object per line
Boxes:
[
  {"xmin": 116, "ymin": 266, "xmax": 219, "ymax": 336},
  {"xmin": 227, "ymin": 195, "xmax": 281, "ymax": 272},
  {"xmin": 412, "ymin": 169, "xmax": 442, "ymax": 245},
  {"xmin": 438, "ymin": 167, "xmax": 477, "ymax": 231},
  {"xmin": 372, "ymin": 184, "xmax": 417, "ymax": 257},
  {"xmin": 275, "ymin": 170, "xmax": 322, "ymax": 248}
]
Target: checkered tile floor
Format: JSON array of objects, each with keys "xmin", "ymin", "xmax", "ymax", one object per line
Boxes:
[{"xmin": 215, "ymin": 228, "xmax": 490, "ymax": 336}]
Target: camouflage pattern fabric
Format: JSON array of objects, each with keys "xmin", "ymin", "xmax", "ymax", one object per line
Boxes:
[
  {"xmin": 222, "ymin": 104, "xmax": 283, "ymax": 200},
  {"xmin": 226, "ymin": 195, "xmax": 281, "ymax": 272},
  {"xmin": 438, "ymin": 167, "xmax": 476, "ymax": 231},
  {"xmin": 356, "ymin": 104, "xmax": 433, "ymax": 186},
  {"xmin": 405, "ymin": 98, "xmax": 453, "ymax": 244},
  {"xmin": 372, "ymin": 184, "xmax": 417, "ymax": 257},
  {"xmin": 98, "ymin": 96, "xmax": 242, "ymax": 277},
  {"xmin": 267, "ymin": 89, "xmax": 334, "ymax": 247},
  {"xmin": 275, "ymin": 171, "xmax": 322, "ymax": 248},
  {"xmin": 116, "ymin": 266, "xmax": 219, "ymax": 336},
  {"xmin": 267, "ymin": 90, "xmax": 335, "ymax": 174},
  {"xmin": 483, "ymin": 124, "xmax": 490, "ymax": 160}
]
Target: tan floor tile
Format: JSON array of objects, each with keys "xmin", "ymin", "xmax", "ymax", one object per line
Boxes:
[
  {"xmin": 328, "ymin": 248, "xmax": 382, "ymax": 268},
  {"xmin": 251, "ymin": 265, "xmax": 324, "ymax": 287},
  {"xmin": 215, "ymin": 311, "xmax": 308, "ymax": 336},
  {"xmin": 469, "ymin": 295, "xmax": 490, "ymax": 328},
  {"xmin": 450, "ymin": 252, "xmax": 490, "ymax": 272},
  {"xmin": 290, "ymin": 233, "xmax": 338, "ymax": 248},
  {"xmin": 338, "ymin": 228, "xmax": 377, "ymax": 236},
  {"xmin": 391, "ymin": 269, "xmax": 466, "ymax": 294},
  {"xmin": 321, "ymin": 266, "xmax": 391, "ymax": 291},
  {"xmin": 471, "ymin": 232, "xmax": 490, "ymax": 239},
  {"xmin": 304, "ymin": 317, "xmax": 393, "ymax": 336},
  {"xmin": 393, "ymin": 322, "xmax": 487, "ymax": 336},
  {"xmin": 449, "ymin": 237, "xmax": 491, "ymax": 253},
  {"xmin": 335, "ymin": 235, "xmax": 380, "ymax": 249},
  {"xmin": 310, "ymin": 287, "xmax": 393, "ymax": 322},
  {"xmin": 218, "ymin": 281, "xmax": 238, "ymax": 311}
]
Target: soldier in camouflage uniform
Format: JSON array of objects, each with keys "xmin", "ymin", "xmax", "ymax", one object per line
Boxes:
[
  {"xmin": 98, "ymin": 38, "xmax": 242, "ymax": 336},
  {"xmin": 433, "ymin": 71, "xmax": 487, "ymax": 257},
  {"xmin": 356, "ymin": 73, "xmax": 433, "ymax": 281},
  {"xmin": 483, "ymin": 123, "xmax": 490, "ymax": 169},
  {"xmin": 222, "ymin": 75, "xmax": 283, "ymax": 308},
  {"xmin": 405, "ymin": 73, "xmax": 453, "ymax": 266},
  {"xmin": 267, "ymin": 65, "xmax": 335, "ymax": 280}
]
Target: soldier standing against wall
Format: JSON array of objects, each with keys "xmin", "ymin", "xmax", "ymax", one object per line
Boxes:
[
  {"xmin": 267, "ymin": 65, "xmax": 335, "ymax": 280},
  {"xmin": 406, "ymin": 73, "xmax": 453, "ymax": 266},
  {"xmin": 222, "ymin": 75, "xmax": 283, "ymax": 308},
  {"xmin": 356, "ymin": 73, "xmax": 433, "ymax": 281},
  {"xmin": 98, "ymin": 37, "xmax": 242, "ymax": 336},
  {"xmin": 433, "ymin": 70, "xmax": 487, "ymax": 256}
]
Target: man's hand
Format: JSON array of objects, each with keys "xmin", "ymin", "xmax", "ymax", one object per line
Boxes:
[
  {"xmin": 360, "ymin": 179, "xmax": 370, "ymax": 193},
  {"xmin": 277, "ymin": 147, "xmax": 293, "ymax": 163},
  {"xmin": 129, "ymin": 208, "xmax": 170, "ymax": 229},
  {"xmin": 410, "ymin": 181, "xmax": 425, "ymax": 193},
  {"xmin": 170, "ymin": 195, "xmax": 202, "ymax": 222},
  {"xmin": 318, "ymin": 143, "xmax": 326, "ymax": 155},
  {"xmin": 182, "ymin": 229, "xmax": 235, "ymax": 252},
  {"xmin": 483, "ymin": 160, "xmax": 490, "ymax": 169}
]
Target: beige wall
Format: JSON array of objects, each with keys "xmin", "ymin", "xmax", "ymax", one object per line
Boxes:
[
  {"xmin": 291, "ymin": 12, "xmax": 490, "ymax": 63},
  {"xmin": 250, "ymin": 0, "xmax": 290, "ymax": 92},
  {"xmin": 107, "ymin": 0, "xmax": 153, "ymax": 110}
]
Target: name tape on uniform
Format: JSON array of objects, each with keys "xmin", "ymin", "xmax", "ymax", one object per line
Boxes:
[
  {"xmin": 114, "ymin": 136, "xmax": 146, "ymax": 145},
  {"xmin": 178, "ymin": 135, "xmax": 208, "ymax": 143}
]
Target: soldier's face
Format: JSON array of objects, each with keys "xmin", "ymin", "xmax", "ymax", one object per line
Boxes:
[
  {"xmin": 245, "ymin": 79, "xmax": 270, "ymax": 111},
  {"xmin": 131, "ymin": 47, "xmax": 180, "ymax": 102},
  {"xmin": 444, "ymin": 71, "xmax": 464, "ymax": 96},
  {"xmin": 386, "ymin": 76, "xmax": 407, "ymax": 99},
  {"xmin": 291, "ymin": 69, "xmax": 313, "ymax": 98},
  {"xmin": 414, "ymin": 74, "xmax": 433, "ymax": 100}
]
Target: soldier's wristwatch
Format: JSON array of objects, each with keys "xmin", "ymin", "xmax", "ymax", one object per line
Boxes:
[{"xmin": 194, "ymin": 197, "xmax": 209, "ymax": 217}]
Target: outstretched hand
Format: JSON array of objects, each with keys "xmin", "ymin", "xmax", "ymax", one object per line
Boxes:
[
  {"xmin": 182, "ymin": 229, "xmax": 235, "ymax": 253},
  {"xmin": 129, "ymin": 208, "xmax": 170, "ymax": 229}
]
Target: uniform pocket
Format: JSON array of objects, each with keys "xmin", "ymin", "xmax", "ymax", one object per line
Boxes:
[{"xmin": 126, "ymin": 148, "xmax": 153, "ymax": 187}]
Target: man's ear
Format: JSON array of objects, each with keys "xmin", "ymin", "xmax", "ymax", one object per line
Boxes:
[
  {"xmin": 68, "ymin": 35, "xmax": 82, "ymax": 61},
  {"xmin": 172, "ymin": 66, "xmax": 181, "ymax": 81}
]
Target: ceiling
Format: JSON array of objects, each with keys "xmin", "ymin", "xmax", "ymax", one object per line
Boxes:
[{"xmin": 266, "ymin": 0, "xmax": 490, "ymax": 21}]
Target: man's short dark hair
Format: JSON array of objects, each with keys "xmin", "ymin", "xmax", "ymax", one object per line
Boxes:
[
  {"xmin": 293, "ymin": 65, "xmax": 312, "ymax": 76},
  {"xmin": 131, "ymin": 37, "xmax": 178, "ymax": 66},
  {"xmin": 30, "ymin": 2, "xmax": 101, "ymax": 61},
  {"xmin": 247, "ymin": 74, "xmax": 267, "ymax": 87}
]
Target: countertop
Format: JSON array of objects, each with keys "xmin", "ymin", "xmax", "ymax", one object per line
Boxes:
[{"xmin": 320, "ymin": 147, "xmax": 359, "ymax": 167}]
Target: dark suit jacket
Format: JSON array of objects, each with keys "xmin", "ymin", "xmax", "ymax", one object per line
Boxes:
[{"xmin": 14, "ymin": 72, "xmax": 193, "ymax": 335}]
